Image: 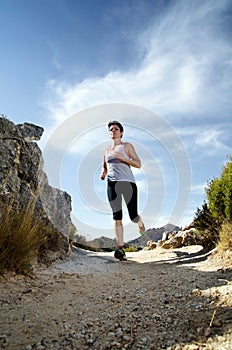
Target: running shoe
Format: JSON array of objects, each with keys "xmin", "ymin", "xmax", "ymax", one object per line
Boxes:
[{"xmin": 114, "ymin": 248, "xmax": 127, "ymax": 261}]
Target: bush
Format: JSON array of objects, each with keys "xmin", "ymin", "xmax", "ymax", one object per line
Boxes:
[
  {"xmin": 193, "ymin": 156, "xmax": 232, "ymax": 251},
  {"xmin": 217, "ymin": 222, "xmax": 232, "ymax": 252},
  {"xmin": 193, "ymin": 202, "xmax": 220, "ymax": 249},
  {"xmin": 194, "ymin": 229, "xmax": 218, "ymax": 250},
  {"xmin": 194, "ymin": 202, "xmax": 219, "ymax": 231},
  {"xmin": 0, "ymin": 202, "xmax": 46, "ymax": 274},
  {"xmin": 206, "ymin": 156, "xmax": 232, "ymax": 222},
  {"xmin": 74, "ymin": 233, "xmax": 87, "ymax": 245},
  {"xmin": 124, "ymin": 245, "xmax": 135, "ymax": 252}
]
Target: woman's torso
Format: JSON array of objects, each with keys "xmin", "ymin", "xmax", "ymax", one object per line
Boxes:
[{"xmin": 105, "ymin": 143, "xmax": 135, "ymax": 183}]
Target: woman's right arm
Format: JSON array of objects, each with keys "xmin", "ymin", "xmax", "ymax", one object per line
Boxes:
[{"xmin": 100, "ymin": 151, "xmax": 107, "ymax": 180}]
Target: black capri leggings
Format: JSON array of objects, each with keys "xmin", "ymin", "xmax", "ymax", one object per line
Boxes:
[{"xmin": 107, "ymin": 181, "xmax": 139, "ymax": 222}]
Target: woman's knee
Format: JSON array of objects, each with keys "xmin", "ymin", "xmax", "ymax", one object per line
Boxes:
[
  {"xmin": 114, "ymin": 219, "xmax": 123, "ymax": 226},
  {"xmin": 113, "ymin": 211, "xmax": 123, "ymax": 220},
  {"xmin": 130, "ymin": 214, "xmax": 139, "ymax": 223}
]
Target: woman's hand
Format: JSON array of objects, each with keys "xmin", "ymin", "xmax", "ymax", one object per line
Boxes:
[
  {"xmin": 112, "ymin": 151, "xmax": 125, "ymax": 161},
  {"xmin": 100, "ymin": 172, "xmax": 106, "ymax": 180},
  {"xmin": 113, "ymin": 147, "xmax": 141, "ymax": 169},
  {"xmin": 100, "ymin": 153, "xmax": 107, "ymax": 180}
]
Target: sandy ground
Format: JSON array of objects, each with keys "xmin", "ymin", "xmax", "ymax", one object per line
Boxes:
[{"xmin": 0, "ymin": 245, "xmax": 231, "ymax": 350}]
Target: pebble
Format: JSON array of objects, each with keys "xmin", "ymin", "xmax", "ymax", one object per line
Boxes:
[{"xmin": 0, "ymin": 335, "xmax": 10, "ymax": 348}]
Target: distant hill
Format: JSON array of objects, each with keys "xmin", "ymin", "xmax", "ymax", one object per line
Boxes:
[
  {"xmin": 127, "ymin": 223, "xmax": 181, "ymax": 248},
  {"xmin": 87, "ymin": 236, "xmax": 116, "ymax": 250},
  {"xmin": 86, "ymin": 224, "xmax": 181, "ymax": 250}
]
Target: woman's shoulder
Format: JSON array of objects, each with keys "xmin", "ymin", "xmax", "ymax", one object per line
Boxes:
[
  {"xmin": 103, "ymin": 145, "xmax": 111, "ymax": 154},
  {"xmin": 123, "ymin": 142, "xmax": 134, "ymax": 150}
]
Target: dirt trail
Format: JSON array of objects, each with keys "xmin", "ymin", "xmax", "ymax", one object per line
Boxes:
[{"xmin": 0, "ymin": 246, "xmax": 231, "ymax": 350}]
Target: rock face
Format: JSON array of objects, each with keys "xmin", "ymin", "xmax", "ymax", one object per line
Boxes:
[
  {"xmin": 0, "ymin": 116, "xmax": 73, "ymax": 255},
  {"xmin": 127, "ymin": 224, "xmax": 207, "ymax": 251},
  {"xmin": 156, "ymin": 228, "xmax": 206, "ymax": 250},
  {"xmin": 160, "ymin": 235, "xmax": 183, "ymax": 249}
]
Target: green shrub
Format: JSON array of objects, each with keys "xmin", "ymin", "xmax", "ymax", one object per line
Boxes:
[
  {"xmin": 124, "ymin": 245, "xmax": 135, "ymax": 252},
  {"xmin": 194, "ymin": 229, "xmax": 219, "ymax": 250},
  {"xmin": 206, "ymin": 156, "xmax": 232, "ymax": 222},
  {"xmin": 194, "ymin": 202, "xmax": 219, "ymax": 231},
  {"xmin": 193, "ymin": 156, "xmax": 232, "ymax": 251},
  {"xmin": 193, "ymin": 202, "xmax": 220, "ymax": 249}
]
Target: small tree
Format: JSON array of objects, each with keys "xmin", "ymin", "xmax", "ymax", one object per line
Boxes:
[
  {"xmin": 220, "ymin": 157, "xmax": 232, "ymax": 220},
  {"xmin": 206, "ymin": 156, "xmax": 232, "ymax": 223},
  {"xmin": 193, "ymin": 202, "xmax": 220, "ymax": 248},
  {"xmin": 206, "ymin": 178, "xmax": 225, "ymax": 222},
  {"xmin": 194, "ymin": 202, "xmax": 215, "ymax": 231},
  {"xmin": 193, "ymin": 156, "xmax": 232, "ymax": 249}
]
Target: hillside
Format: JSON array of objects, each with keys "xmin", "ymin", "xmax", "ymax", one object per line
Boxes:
[{"xmin": 87, "ymin": 236, "xmax": 116, "ymax": 249}]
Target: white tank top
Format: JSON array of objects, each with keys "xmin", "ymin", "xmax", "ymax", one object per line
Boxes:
[{"xmin": 105, "ymin": 143, "xmax": 135, "ymax": 183}]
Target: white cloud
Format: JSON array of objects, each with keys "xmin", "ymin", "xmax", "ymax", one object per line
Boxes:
[
  {"xmin": 176, "ymin": 125, "xmax": 232, "ymax": 157},
  {"xmin": 191, "ymin": 183, "xmax": 207, "ymax": 194},
  {"xmin": 43, "ymin": 0, "xmax": 232, "ymax": 125},
  {"xmin": 196, "ymin": 129, "xmax": 232, "ymax": 156}
]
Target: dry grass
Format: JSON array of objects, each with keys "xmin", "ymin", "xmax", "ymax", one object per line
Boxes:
[
  {"xmin": 215, "ymin": 222, "xmax": 232, "ymax": 268},
  {"xmin": 0, "ymin": 201, "xmax": 46, "ymax": 274},
  {"xmin": 217, "ymin": 222, "xmax": 232, "ymax": 251}
]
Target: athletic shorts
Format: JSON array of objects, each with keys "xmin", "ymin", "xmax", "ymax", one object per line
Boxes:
[{"xmin": 107, "ymin": 181, "xmax": 139, "ymax": 222}]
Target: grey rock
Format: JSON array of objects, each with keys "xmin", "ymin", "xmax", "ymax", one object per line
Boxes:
[
  {"xmin": 17, "ymin": 122, "xmax": 44, "ymax": 141},
  {"xmin": 0, "ymin": 335, "xmax": 9, "ymax": 349},
  {"xmin": 24, "ymin": 346, "xmax": 32, "ymax": 350},
  {"xmin": 0, "ymin": 116, "xmax": 74, "ymax": 257}
]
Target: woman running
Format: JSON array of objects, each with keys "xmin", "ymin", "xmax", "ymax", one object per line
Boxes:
[{"xmin": 100, "ymin": 121, "xmax": 146, "ymax": 261}]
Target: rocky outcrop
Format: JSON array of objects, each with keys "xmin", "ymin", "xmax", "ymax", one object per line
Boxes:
[
  {"xmin": 157, "ymin": 228, "xmax": 206, "ymax": 249},
  {"xmin": 127, "ymin": 224, "xmax": 181, "ymax": 249},
  {"xmin": 160, "ymin": 235, "xmax": 183, "ymax": 249},
  {"xmin": 0, "ymin": 116, "xmax": 73, "ymax": 256},
  {"xmin": 127, "ymin": 224, "xmax": 205, "ymax": 251},
  {"xmin": 146, "ymin": 240, "xmax": 157, "ymax": 250}
]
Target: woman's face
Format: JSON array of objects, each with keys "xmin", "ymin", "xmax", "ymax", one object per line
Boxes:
[{"xmin": 109, "ymin": 124, "xmax": 123, "ymax": 139}]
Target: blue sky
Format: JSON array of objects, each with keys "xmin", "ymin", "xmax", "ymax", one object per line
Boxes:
[{"xmin": 1, "ymin": 0, "xmax": 232, "ymax": 241}]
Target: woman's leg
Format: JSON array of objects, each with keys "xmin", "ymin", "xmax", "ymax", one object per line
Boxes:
[
  {"xmin": 123, "ymin": 182, "xmax": 146, "ymax": 234},
  {"xmin": 114, "ymin": 219, "xmax": 124, "ymax": 248},
  {"xmin": 137, "ymin": 215, "xmax": 146, "ymax": 234},
  {"xmin": 107, "ymin": 182, "xmax": 124, "ymax": 246}
]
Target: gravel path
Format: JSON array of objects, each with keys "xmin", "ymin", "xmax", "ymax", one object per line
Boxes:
[{"xmin": 0, "ymin": 246, "xmax": 231, "ymax": 350}]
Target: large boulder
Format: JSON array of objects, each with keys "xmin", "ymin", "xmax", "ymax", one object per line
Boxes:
[
  {"xmin": 146, "ymin": 240, "xmax": 157, "ymax": 250},
  {"xmin": 158, "ymin": 228, "xmax": 206, "ymax": 249},
  {"xmin": 161, "ymin": 235, "xmax": 183, "ymax": 249},
  {"xmin": 0, "ymin": 116, "xmax": 73, "ymax": 256}
]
